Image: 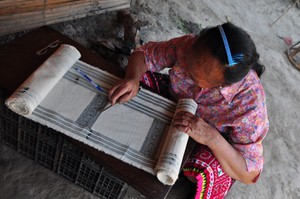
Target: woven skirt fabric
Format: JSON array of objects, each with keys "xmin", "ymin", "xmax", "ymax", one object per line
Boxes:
[
  {"xmin": 183, "ymin": 145, "xmax": 235, "ymax": 199},
  {"xmin": 140, "ymin": 71, "xmax": 172, "ymax": 99}
]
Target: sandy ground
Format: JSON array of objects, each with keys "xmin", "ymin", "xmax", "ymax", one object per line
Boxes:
[{"xmin": 1, "ymin": 0, "xmax": 300, "ymax": 198}]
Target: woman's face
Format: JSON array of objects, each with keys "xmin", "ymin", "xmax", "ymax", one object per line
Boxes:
[{"xmin": 186, "ymin": 48, "xmax": 225, "ymax": 89}]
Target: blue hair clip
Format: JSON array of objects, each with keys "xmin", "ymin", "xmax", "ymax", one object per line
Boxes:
[{"xmin": 218, "ymin": 25, "xmax": 243, "ymax": 67}]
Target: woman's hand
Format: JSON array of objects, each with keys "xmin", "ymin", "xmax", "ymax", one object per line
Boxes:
[
  {"xmin": 108, "ymin": 78, "xmax": 140, "ymax": 105},
  {"xmin": 172, "ymin": 111, "xmax": 218, "ymax": 145},
  {"xmin": 174, "ymin": 111, "xmax": 261, "ymax": 184},
  {"xmin": 108, "ymin": 51, "xmax": 147, "ymax": 106}
]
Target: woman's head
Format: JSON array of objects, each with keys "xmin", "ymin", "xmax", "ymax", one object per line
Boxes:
[{"xmin": 188, "ymin": 22, "xmax": 264, "ymax": 87}]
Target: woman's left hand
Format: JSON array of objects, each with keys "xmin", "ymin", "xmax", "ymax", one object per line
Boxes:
[{"xmin": 172, "ymin": 111, "xmax": 218, "ymax": 146}]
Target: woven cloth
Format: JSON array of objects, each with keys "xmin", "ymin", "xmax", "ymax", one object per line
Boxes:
[
  {"xmin": 33, "ymin": 59, "xmax": 179, "ymax": 174},
  {"xmin": 5, "ymin": 45, "xmax": 182, "ymax": 176}
]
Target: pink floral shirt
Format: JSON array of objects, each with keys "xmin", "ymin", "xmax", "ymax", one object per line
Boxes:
[{"xmin": 136, "ymin": 35, "xmax": 269, "ymax": 172}]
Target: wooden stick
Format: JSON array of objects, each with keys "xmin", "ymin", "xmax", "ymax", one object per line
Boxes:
[{"xmin": 269, "ymin": 1, "xmax": 297, "ymax": 27}]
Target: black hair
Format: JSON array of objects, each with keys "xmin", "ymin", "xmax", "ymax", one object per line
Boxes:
[{"xmin": 193, "ymin": 22, "xmax": 265, "ymax": 84}]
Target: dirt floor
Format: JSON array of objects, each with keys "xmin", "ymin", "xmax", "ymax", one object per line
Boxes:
[{"xmin": 1, "ymin": 0, "xmax": 300, "ymax": 198}]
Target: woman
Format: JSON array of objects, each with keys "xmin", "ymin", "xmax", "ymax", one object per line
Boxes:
[{"xmin": 108, "ymin": 22, "xmax": 269, "ymax": 199}]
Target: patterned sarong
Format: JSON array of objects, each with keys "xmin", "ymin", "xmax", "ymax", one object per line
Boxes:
[
  {"xmin": 140, "ymin": 71, "xmax": 172, "ymax": 99},
  {"xmin": 183, "ymin": 145, "xmax": 235, "ymax": 199}
]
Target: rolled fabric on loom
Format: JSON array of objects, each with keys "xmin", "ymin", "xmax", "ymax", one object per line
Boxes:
[
  {"xmin": 5, "ymin": 44, "xmax": 81, "ymax": 116},
  {"xmin": 155, "ymin": 98, "xmax": 197, "ymax": 185}
]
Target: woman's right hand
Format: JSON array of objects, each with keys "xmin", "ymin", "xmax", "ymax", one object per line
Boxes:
[
  {"xmin": 108, "ymin": 51, "xmax": 147, "ymax": 106},
  {"xmin": 108, "ymin": 78, "xmax": 140, "ymax": 105}
]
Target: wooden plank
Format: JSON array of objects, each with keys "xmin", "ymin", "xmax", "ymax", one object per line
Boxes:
[
  {"xmin": 0, "ymin": 0, "xmax": 123, "ymax": 15},
  {"xmin": 0, "ymin": 1, "xmax": 128, "ymax": 24},
  {"xmin": 1, "ymin": 1, "xmax": 118, "ymax": 20},
  {"xmin": 0, "ymin": 0, "xmax": 130, "ymax": 35},
  {"xmin": 0, "ymin": 6, "xmax": 129, "ymax": 36},
  {"xmin": 1, "ymin": 0, "xmax": 128, "ymax": 18},
  {"xmin": 0, "ymin": 0, "xmax": 82, "ymax": 14}
]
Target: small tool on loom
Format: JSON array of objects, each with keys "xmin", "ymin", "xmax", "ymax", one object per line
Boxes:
[
  {"xmin": 75, "ymin": 67, "xmax": 105, "ymax": 93},
  {"xmin": 75, "ymin": 68, "xmax": 114, "ymax": 113},
  {"xmin": 101, "ymin": 102, "xmax": 113, "ymax": 113}
]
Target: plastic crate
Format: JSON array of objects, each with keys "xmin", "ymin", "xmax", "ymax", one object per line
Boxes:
[
  {"xmin": 0, "ymin": 97, "xmax": 128, "ymax": 198},
  {"xmin": 17, "ymin": 117, "xmax": 40, "ymax": 158},
  {"xmin": 58, "ymin": 140, "xmax": 128, "ymax": 198},
  {"xmin": 36, "ymin": 126, "xmax": 61, "ymax": 170},
  {"xmin": 0, "ymin": 102, "xmax": 19, "ymax": 122},
  {"xmin": 19, "ymin": 115, "xmax": 39, "ymax": 132},
  {"xmin": 58, "ymin": 140, "xmax": 83, "ymax": 182},
  {"xmin": 75, "ymin": 154, "xmax": 103, "ymax": 192},
  {"xmin": 0, "ymin": 98, "xmax": 19, "ymax": 149},
  {"xmin": 93, "ymin": 169, "xmax": 128, "ymax": 199},
  {"xmin": 18, "ymin": 128, "xmax": 38, "ymax": 158},
  {"xmin": 0, "ymin": 116, "xmax": 18, "ymax": 149}
]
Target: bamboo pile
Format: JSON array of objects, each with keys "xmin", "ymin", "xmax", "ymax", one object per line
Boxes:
[{"xmin": 0, "ymin": 0, "xmax": 130, "ymax": 36}]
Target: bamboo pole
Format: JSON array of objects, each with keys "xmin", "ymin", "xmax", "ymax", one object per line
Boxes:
[
  {"xmin": 0, "ymin": 0, "xmax": 130, "ymax": 35},
  {"xmin": 0, "ymin": 0, "xmax": 127, "ymax": 23},
  {"xmin": 0, "ymin": 0, "xmax": 125, "ymax": 15}
]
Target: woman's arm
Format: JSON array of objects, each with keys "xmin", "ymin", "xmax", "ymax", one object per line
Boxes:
[
  {"xmin": 173, "ymin": 111, "xmax": 260, "ymax": 184},
  {"xmin": 108, "ymin": 51, "xmax": 147, "ymax": 105},
  {"xmin": 207, "ymin": 128, "xmax": 260, "ymax": 184},
  {"xmin": 109, "ymin": 35, "xmax": 194, "ymax": 104}
]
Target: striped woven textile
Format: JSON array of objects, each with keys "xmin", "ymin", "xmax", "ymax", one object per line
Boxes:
[{"xmin": 29, "ymin": 60, "xmax": 176, "ymax": 174}]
